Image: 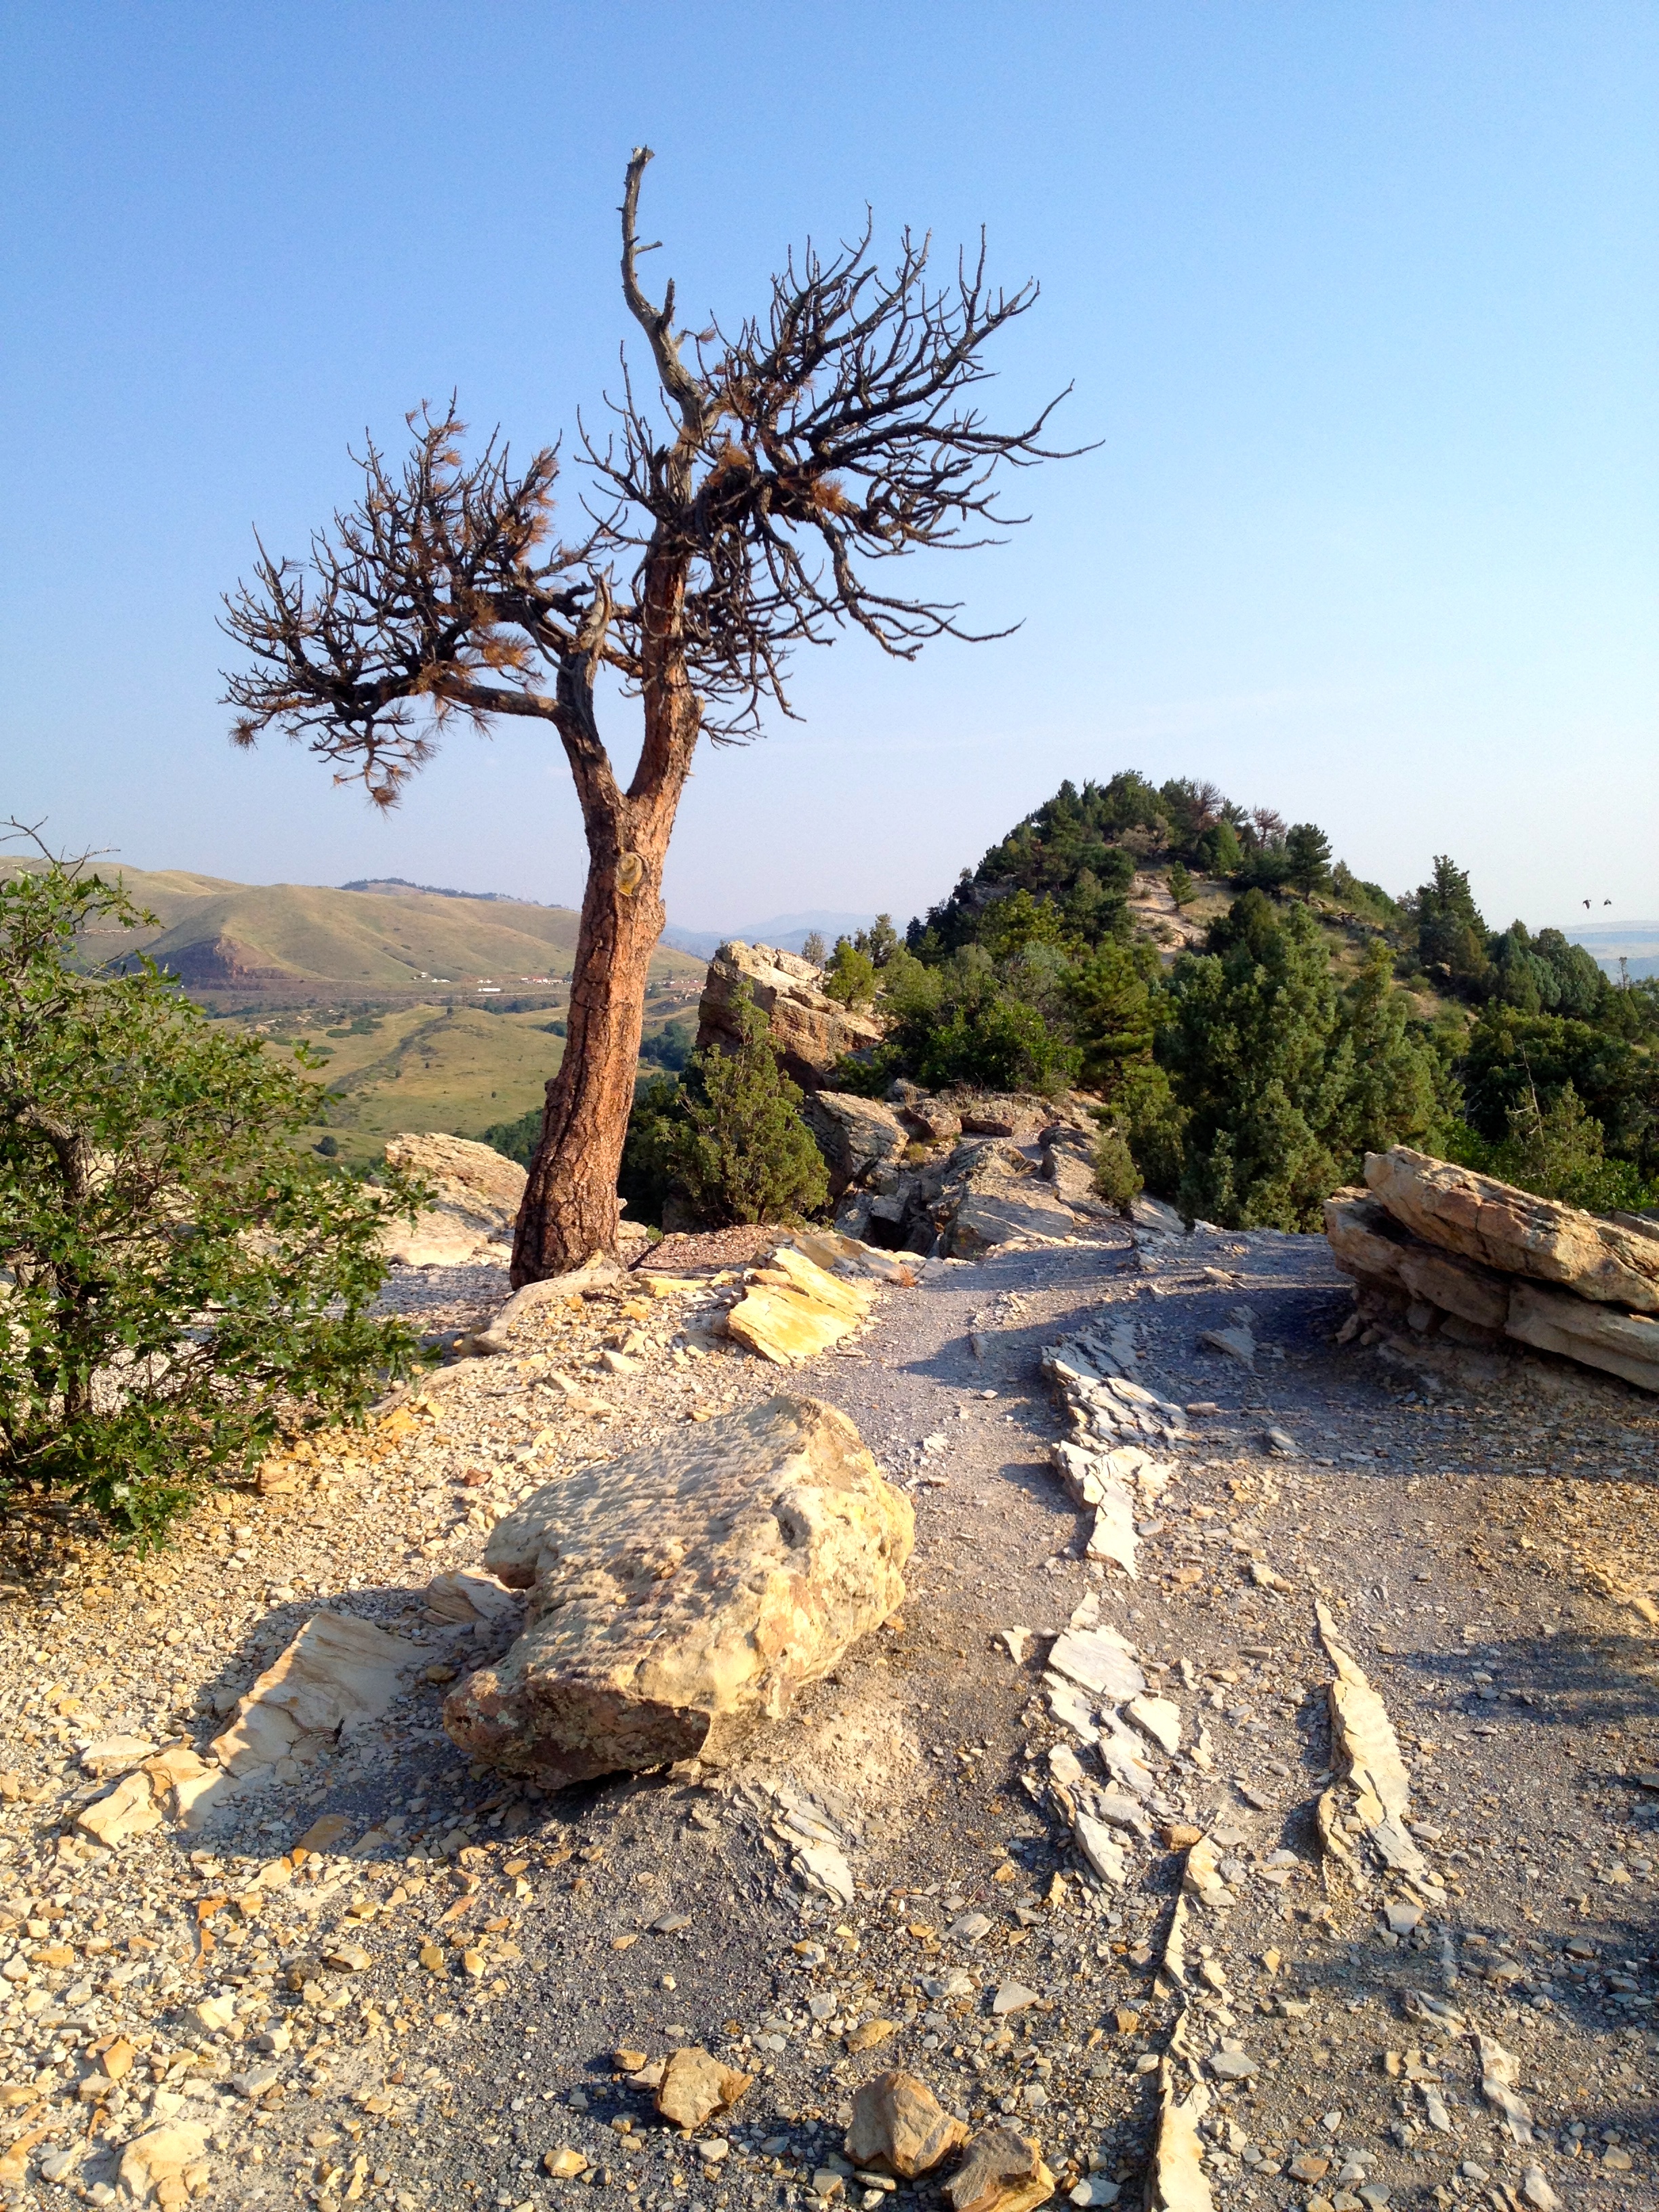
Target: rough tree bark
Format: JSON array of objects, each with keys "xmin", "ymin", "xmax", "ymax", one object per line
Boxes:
[{"xmin": 222, "ymin": 148, "xmax": 1075, "ymax": 1283}]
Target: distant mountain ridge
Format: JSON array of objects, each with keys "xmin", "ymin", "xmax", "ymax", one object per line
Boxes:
[
  {"xmin": 663, "ymin": 909, "xmax": 877, "ymax": 960},
  {"xmin": 339, "ymin": 876, "xmax": 537, "ymax": 905}
]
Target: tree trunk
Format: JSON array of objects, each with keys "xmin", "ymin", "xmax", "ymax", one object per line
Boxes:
[
  {"xmin": 509, "ymin": 811, "xmax": 672, "ymax": 1284},
  {"xmin": 510, "ymin": 563, "xmax": 699, "ymax": 1284}
]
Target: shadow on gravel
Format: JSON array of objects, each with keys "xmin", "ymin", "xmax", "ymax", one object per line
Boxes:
[{"xmin": 1389, "ymin": 1627, "xmax": 1659, "ymax": 1744}]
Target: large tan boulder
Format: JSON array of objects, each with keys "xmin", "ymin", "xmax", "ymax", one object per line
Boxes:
[
  {"xmin": 1326, "ymin": 1181, "xmax": 1659, "ymax": 1391},
  {"xmin": 695, "ymin": 942, "xmax": 884, "ymax": 1090},
  {"xmin": 443, "ymin": 1395, "xmax": 913, "ymax": 1786},
  {"xmin": 382, "ymin": 1131, "xmax": 527, "ymax": 1265},
  {"xmin": 1364, "ymin": 1146, "xmax": 1659, "ymax": 1313}
]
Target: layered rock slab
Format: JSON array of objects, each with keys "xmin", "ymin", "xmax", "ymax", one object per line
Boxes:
[
  {"xmin": 443, "ymin": 1395, "xmax": 913, "ymax": 1786},
  {"xmin": 1364, "ymin": 1145, "xmax": 1659, "ymax": 1313}
]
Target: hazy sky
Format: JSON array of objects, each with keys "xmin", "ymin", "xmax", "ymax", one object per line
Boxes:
[{"xmin": 4, "ymin": 3, "xmax": 1655, "ymax": 932}]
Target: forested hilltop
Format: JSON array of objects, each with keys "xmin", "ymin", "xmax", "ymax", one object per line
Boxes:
[{"xmin": 810, "ymin": 771, "xmax": 1659, "ymax": 1230}]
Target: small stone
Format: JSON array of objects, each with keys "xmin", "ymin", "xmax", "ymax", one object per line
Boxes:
[
  {"xmin": 992, "ymin": 1982, "xmax": 1040, "ymax": 2016},
  {"xmin": 1289, "ymin": 2154, "xmax": 1331, "ymax": 2183},
  {"xmin": 1160, "ymin": 1823, "xmax": 1202, "ymax": 1849},
  {"xmin": 1067, "ymin": 2184, "xmax": 1120, "ymax": 2209},
  {"xmin": 323, "ymin": 1942, "xmax": 371, "ymax": 1972},
  {"xmin": 1519, "ymin": 2167, "xmax": 1561, "ymax": 2209},
  {"xmin": 1208, "ymin": 2051, "xmax": 1256, "ymax": 2081},
  {"xmin": 814, "ymin": 2171, "xmax": 846, "ymax": 2200},
  {"xmin": 945, "ymin": 2123, "xmax": 1057, "ymax": 2212},
  {"xmin": 118, "ymin": 2123, "xmax": 208, "ymax": 2205},
  {"xmin": 615, "ymin": 2049, "xmax": 649, "ymax": 2072},
  {"xmin": 544, "ymin": 2148, "xmax": 589, "ymax": 2179},
  {"xmin": 295, "ymin": 1814, "xmax": 354, "ymax": 1853},
  {"xmin": 696, "ymin": 2139, "xmax": 730, "ymax": 2165},
  {"xmin": 1125, "ymin": 1696, "xmax": 1181, "ymax": 1755},
  {"xmin": 844, "ymin": 2072, "xmax": 967, "ymax": 2178},
  {"xmin": 418, "ymin": 1942, "xmax": 446, "ymax": 1974},
  {"xmin": 1604, "ymin": 2148, "xmax": 1634, "ymax": 2171},
  {"xmin": 845, "ymin": 2020, "xmax": 898, "ymax": 2055},
  {"xmin": 655, "ymin": 2047, "xmax": 752, "ymax": 2131},
  {"xmin": 1383, "ymin": 1902, "xmax": 1422, "ymax": 1935},
  {"xmin": 998, "ymin": 1629, "xmax": 1032, "ymax": 1664},
  {"xmin": 653, "ymin": 1913, "xmax": 693, "ymax": 1933},
  {"xmin": 950, "ymin": 1913, "xmax": 994, "ymax": 1944}
]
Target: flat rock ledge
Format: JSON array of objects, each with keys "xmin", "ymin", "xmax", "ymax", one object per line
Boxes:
[{"xmin": 443, "ymin": 1394, "xmax": 914, "ymax": 1788}]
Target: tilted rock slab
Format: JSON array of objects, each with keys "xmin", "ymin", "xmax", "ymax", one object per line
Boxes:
[
  {"xmin": 443, "ymin": 1395, "xmax": 913, "ymax": 1786},
  {"xmin": 800, "ymin": 1092, "xmax": 909, "ymax": 1197},
  {"xmin": 695, "ymin": 941, "xmax": 884, "ymax": 1090},
  {"xmin": 1314, "ymin": 1601, "xmax": 1430, "ymax": 1882},
  {"xmin": 1364, "ymin": 1145, "xmax": 1659, "ymax": 1311},
  {"xmin": 1326, "ymin": 1188, "xmax": 1659, "ymax": 1391},
  {"xmin": 724, "ymin": 1245, "xmax": 874, "ymax": 1365},
  {"xmin": 1145, "ymin": 2057, "xmax": 1212, "ymax": 2212}
]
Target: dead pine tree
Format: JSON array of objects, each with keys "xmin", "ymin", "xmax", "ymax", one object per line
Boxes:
[{"xmin": 223, "ymin": 149, "xmax": 1080, "ymax": 1283}]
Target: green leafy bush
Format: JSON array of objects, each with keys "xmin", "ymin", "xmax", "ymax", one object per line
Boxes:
[
  {"xmin": 1166, "ymin": 863, "xmax": 1195, "ymax": 908},
  {"xmin": 479, "ymin": 1105, "xmax": 542, "ymax": 1166},
  {"xmin": 1444, "ymin": 1082, "xmax": 1654, "ymax": 1214},
  {"xmin": 667, "ymin": 989, "xmax": 829, "ymax": 1226},
  {"xmin": 1152, "ymin": 893, "xmax": 1441, "ymax": 1229},
  {"xmin": 0, "ymin": 861, "xmax": 428, "ymax": 1540},
  {"xmin": 617, "ymin": 1073, "xmax": 685, "ymax": 1227}
]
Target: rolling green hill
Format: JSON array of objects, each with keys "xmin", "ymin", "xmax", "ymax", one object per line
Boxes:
[{"xmin": 75, "ymin": 866, "xmax": 703, "ymax": 993}]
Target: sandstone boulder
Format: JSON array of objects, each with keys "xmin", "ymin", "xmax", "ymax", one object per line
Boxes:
[
  {"xmin": 945, "ymin": 2125, "xmax": 1056, "ymax": 2212},
  {"xmin": 443, "ymin": 1395, "xmax": 912, "ymax": 1786},
  {"xmin": 1364, "ymin": 1146, "xmax": 1659, "ymax": 1312},
  {"xmin": 696, "ymin": 942, "xmax": 884, "ymax": 1090},
  {"xmin": 724, "ymin": 1245, "xmax": 873, "ymax": 1364},
  {"xmin": 1504, "ymin": 1279, "xmax": 1659, "ymax": 1391},
  {"xmin": 845, "ymin": 2072, "xmax": 967, "ymax": 2178},
  {"xmin": 1327, "ymin": 1183, "xmax": 1659, "ymax": 1390},
  {"xmin": 381, "ymin": 1131, "xmax": 527, "ymax": 1266},
  {"xmin": 211, "ymin": 1612, "xmax": 414, "ymax": 1779}
]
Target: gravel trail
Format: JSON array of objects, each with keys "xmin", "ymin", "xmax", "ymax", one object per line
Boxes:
[{"xmin": 0, "ymin": 1218, "xmax": 1656, "ymax": 2211}]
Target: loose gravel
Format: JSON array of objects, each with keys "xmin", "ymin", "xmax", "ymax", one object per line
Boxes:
[{"xmin": 0, "ymin": 1214, "xmax": 1656, "ymax": 2211}]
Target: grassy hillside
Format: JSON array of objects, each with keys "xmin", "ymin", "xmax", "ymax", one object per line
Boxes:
[{"xmin": 80, "ymin": 867, "xmax": 702, "ymax": 993}]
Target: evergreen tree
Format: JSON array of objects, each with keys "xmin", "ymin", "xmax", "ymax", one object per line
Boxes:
[
  {"xmin": 1416, "ymin": 855, "xmax": 1490, "ymax": 995},
  {"xmin": 669, "ymin": 989, "xmax": 829, "ymax": 1226},
  {"xmin": 1334, "ymin": 941, "xmax": 1444, "ymax": 1168},
  {"xmin": 1284, "ymin": 822, "xmax": 1334, "ymax": 897},
  {"xmin": 1160, "ymin": 893, "xmax": 1351, "ymax": 1229}
]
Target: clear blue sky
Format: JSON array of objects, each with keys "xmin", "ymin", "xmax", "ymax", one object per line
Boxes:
[{"xmin": 3, "ymin": 3, "xmax": 1655, "ymax": 933}]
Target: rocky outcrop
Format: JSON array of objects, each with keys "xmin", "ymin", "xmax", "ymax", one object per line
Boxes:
[
  {"xmin": 695, "ymin": 942, "xmax": 884, "ymax": 1090},
  {"xmin": 801, "ymin": 1093, "xmax": 909, "ymax": 1197},
  {"xmin": 1327, "ymin": 1151, "xmax": 1659, "ymax": 1391},
  {"xmin": 381, "ymin": 1131, "xmax": 526, "ymax": 1266},
  {"xmin": 1363, "ymin": 1146, "xmax": 1659, "ymax": 1312},
  {"xmin": 443, "ymin": 1395, "xmax": 913, "ymax": 1786}
]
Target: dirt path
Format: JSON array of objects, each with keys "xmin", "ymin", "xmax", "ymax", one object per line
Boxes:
[{"xmin": 1, "ymin": 1218, "xmax": 1658, "ymax": 2211}]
